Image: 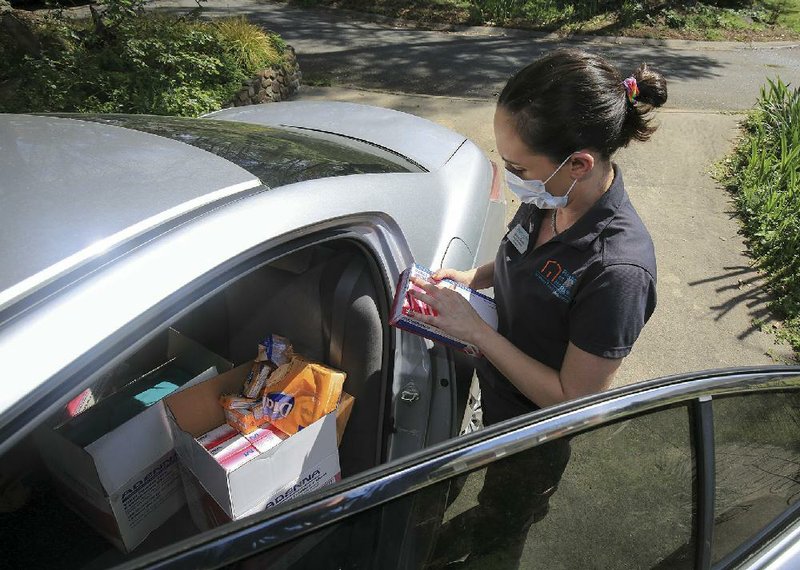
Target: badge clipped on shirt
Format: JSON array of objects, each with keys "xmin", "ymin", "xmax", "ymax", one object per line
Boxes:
[{"xmin": 506, "ymin": 223, "xmax": 529, "ymax": 254}]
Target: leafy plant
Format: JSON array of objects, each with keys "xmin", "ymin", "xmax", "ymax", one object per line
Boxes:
[
  {"xmin": 213, "ymin": 16, "xmax": 283, "ymax": 74},
  {"xmin": 469, "ymin": 0, "xmax": 525, "ymax": 23},
  {"xmin": 720, "ymin": 78, "xmax": 800, "ymax": 356},
  {"xmin": 0, "ymin": 8, "xmax": 290, "ymax": 117}
]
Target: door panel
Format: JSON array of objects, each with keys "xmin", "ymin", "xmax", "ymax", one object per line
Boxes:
[
  {"xmin": 224, "ymin": 404, "xmax": 697, "ymax": 570},
  {"xmin": 430, "ymin": 404, "xmax": 696, "ymax": 569},
  {"xmin": 711, "ymin": 391, "xmax": 800, "ymax": 565}
]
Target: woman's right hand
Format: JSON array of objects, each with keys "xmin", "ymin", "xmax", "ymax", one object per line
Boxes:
[{"xmin": 431, "ymin": 267, "xmax": 476, "ymax": 288}]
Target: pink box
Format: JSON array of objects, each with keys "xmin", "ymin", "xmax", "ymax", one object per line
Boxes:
[
  {"xmin": 244, "ymin": 425, "xmax": 287, "ymax": 454},
  {"xmin": 196, "ymin": 424, "xmax": 238, "ymax": 451},
  {"xmin": 208, "ymin": 435, "xmax": 259, "ymax": 471}
]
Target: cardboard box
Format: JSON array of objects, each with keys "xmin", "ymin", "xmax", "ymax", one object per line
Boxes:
[
  {"xmin": 336, "ymin": 392, "xmax": 355, "ymax": 446},
  {"xmin": 389, "ymin": 263, "xmax": 498, "ymax": 356},
  {"xmin": 37, "ymin": 328, "xmax": 232, "ymax": 552},
  {"xmin": 180, "ymin": 466, "xmax": 231, "ymax": 532},
  {"xmin": 165, "ymin": 363, "xmax": 341, "ymax": 521}
]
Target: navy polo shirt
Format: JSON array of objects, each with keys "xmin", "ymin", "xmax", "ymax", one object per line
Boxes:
[{"xmin": 478, "ymin": 165, "xmax": 657, "ymax": 421}]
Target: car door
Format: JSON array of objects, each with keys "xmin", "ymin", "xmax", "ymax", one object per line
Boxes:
[
  {"xmin": 112, "ymin": 367, "xmax": 800, "ymax": 570},
  {"xmin": 0, "ymin": 220, "xmax": 464, "ymax": 568}
]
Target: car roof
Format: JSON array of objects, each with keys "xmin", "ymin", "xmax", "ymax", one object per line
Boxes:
[
  {"xmin": 207, "ymin": 101, "xmax": 467, "ymax": 171},
  {"xmin": 0, "ymin": 114, "xmax": 262, "ymax": 315}
]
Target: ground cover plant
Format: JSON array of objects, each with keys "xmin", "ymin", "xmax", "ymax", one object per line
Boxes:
[
  {"xmin": 719, "ymin": 78, "xmax": 800, "ymax": 357},
  {"xmin": 0, "ymin": 0, "xmax": 289, "ymax": 115},
  {"xmin": 292, "ymin": 0, "xmax": 800, "ymax": 40}
]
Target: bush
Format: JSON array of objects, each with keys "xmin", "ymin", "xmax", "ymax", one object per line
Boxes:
[
  {"xmin": 0, "ymin": 5, "xmax": 289, "ymax": 116},
  {"xmin": 720, "ymin": 78, "xmax": 800, "ymax": 355}
]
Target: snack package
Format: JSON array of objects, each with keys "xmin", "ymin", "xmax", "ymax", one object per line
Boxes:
[
  {"xmin": 220, "ymin": 394, "xmax": 268, "ymax": 435},
  {"xmin": 261, "ymin": 356, "xmax": 346, "ymax": 436},
  {"xmin": 242, "ymin": 334, "xmax": 294, "ymax": 399}
]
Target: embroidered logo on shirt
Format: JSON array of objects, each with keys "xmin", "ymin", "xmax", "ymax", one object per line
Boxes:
[{"xmin": 536, "ymin": 259, "xmax": 576, "ymax": 302}]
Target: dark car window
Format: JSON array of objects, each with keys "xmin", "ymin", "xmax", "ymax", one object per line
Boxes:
[
  {"xmin": 231, "ymin": 404, "xmax": 697, "ymax": 570},
  {"xmin": 70, "ymin": 114, "xmax": 422, "ymax": 187},
  {"xmin": 711, "ymin": 390, "xmax": 800, "ymax": 565}
]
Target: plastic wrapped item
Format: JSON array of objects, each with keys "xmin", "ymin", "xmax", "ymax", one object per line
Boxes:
[
  {"xmin": 219, "ymin": 395, "xmax": 267, "ymax": 435},
  {"xmin": 261, "ymin": 356, "xmax": 346, "ymax": 436},
  {"xmin": 242, "ymin": 334, "xmax": 294, "ymax": 399}
]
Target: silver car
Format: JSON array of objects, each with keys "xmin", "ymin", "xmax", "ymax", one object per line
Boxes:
[{"xmin": 1, "ymin": 105, "xmax": 799, "ymax": 570}]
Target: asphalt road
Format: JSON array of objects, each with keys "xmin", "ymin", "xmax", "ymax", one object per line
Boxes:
[{"xmin": 147, "ymin": 0, "xmax": 800, "ymax": 111}]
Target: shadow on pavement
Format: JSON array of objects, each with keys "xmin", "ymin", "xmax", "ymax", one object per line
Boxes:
[
  {"xmin": 688, "ymin": 265, "xmax": 781, "ymax": 341},
  {"xmin": 156, "ymin": 3, "xmax": 727, "ymax": 98}
]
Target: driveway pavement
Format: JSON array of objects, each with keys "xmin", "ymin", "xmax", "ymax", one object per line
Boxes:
[{"xmin": 141, "ymin": 0, "xmax": 799, "ymax": 382}]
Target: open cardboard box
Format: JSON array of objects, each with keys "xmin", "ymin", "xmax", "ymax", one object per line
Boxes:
[
  {"xmin": 165, "ymin": 363, "xmax": 341, "ymax": 521},
  {"xmin": 36, "ymin": 328, "xmax": 232, "ymax": 552}
]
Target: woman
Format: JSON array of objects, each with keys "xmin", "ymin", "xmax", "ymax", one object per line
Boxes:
[{"xmin": 413, "ymin": 48, "xmax": 667, "ymax": 568}]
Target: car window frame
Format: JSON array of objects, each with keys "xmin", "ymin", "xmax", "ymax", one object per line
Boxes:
[{"xmin": 114, "ymin": 367, "xmax": 800, "ymax": 570}]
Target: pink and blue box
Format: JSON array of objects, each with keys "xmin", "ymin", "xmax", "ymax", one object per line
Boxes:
[{"xmin": 390, "ymin": 264, "xmax": 498, "ymax": 356}]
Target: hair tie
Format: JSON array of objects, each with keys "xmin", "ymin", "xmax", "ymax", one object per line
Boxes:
[{"xmin": 622, "ymin": 76, "xmax": 639, "ymax": 103}]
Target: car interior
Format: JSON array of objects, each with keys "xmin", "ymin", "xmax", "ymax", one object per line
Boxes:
[{"xmin": 0, "ymin": 238, "xmax": 394, "ymax": 568}]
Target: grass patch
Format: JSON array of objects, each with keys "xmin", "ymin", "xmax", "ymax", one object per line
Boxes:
[
  {"xmin": 0, "ymin": 7, "xmax": 289, "ymax": 116},
  {"xmin": 292, "ymin": 0, "xmax": 800, "ymax": 40},
  {"xmin": 718, "ymin": 78, "xmax": 800, "ymax": 357}
]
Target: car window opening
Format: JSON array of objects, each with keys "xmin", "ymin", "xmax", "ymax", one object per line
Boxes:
[{"xmin": 0, "ymin": 240, "xmax": 391, "ymax": 569}]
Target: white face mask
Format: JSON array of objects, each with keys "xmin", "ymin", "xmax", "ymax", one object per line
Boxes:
[{"xmin": 504, "ymin": 154, "xmax": 577, "ymax": 209}]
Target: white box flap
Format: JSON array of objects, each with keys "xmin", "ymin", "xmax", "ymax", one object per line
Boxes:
[{"xmin": 87, "ymin": 401, "xmax": 174, "ymax": 493}]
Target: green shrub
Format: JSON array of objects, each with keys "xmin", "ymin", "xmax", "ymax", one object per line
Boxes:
[
  {"xmin": 0, "ymin": 9, "xmax": 289, "ymax": 116},
  {"xmin": 214, "ymin": 16, "xmax": 285, "ymax": 74},
  {"xmin": 721, "ymin": 78, "xmax": 800, "ymax": 355}
]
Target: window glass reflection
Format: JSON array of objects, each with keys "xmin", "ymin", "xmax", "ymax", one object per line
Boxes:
[{"xmin": 712, "ymin": 391, "xmax": 800, "ymax": 564}]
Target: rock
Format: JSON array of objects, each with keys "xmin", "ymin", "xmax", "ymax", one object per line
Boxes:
[
  {"xmin": 224, "ymin": 42, "xmax": 302, "ymax": 107},
  {"xmin": 0, "ymin": 10, "xmax": 42, "ymax": 58}
]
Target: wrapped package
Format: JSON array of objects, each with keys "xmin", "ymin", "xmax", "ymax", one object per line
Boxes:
[
  {"xmin": 242, "ymin": 334, "xmax": 294, "ymax": 399},
  {"xmin": 220, "ymin": 394, "xmax": 268, "ymax": 435},
  {"xmin": 261, "ymin": 356, "xmax": 346, "ymax": 436}
]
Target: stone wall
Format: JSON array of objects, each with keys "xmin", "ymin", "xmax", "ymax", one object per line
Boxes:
[{"xmin": 228, "ymin": 45, "xmax": 301, "ymax": 107}]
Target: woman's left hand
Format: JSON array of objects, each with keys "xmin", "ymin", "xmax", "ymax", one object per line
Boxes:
[{"xmin": 408, "ymin": 276, "xmax": 490, "ymax": 346}]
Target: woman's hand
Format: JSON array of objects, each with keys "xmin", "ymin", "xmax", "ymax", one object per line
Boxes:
[
  {"xmin": 431, "ymin": 262, "xmax": 494, "ymax": 290},
  {"xmin": 430, "ymin": 267, "xmax": 475, "ymax": 288},
  {"xmin": 409, "ymin": 276, "xmax": 491, "ymax": 346}
]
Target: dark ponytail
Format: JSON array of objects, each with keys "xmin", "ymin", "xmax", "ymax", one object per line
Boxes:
[
  {"xmin": 498, "ymin": 48, "xmax": 668, "ymax": 161},
  {"xmin": 621, "ymin": 62, "xmax": 668, "ymax": 145}
]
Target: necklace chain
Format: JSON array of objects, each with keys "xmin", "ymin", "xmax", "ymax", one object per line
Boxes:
[{"xmin": 551, "ymin": 209, "xmax": 559, "ymax": 236}]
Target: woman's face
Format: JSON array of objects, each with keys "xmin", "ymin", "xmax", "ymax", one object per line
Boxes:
[{"xmin": 493, "ymin": 106, "xmax": 572, "ymax": 191}]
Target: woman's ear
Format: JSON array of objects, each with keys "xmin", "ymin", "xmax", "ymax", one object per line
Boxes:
[{"xmin": 570, "ymin": 151, "xmax": 595, "ymax": 179}]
